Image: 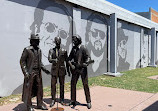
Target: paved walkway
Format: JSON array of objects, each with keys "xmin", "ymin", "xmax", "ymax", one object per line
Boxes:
[
  {"xmin": 0, "ymin": 86, "xmax": 158, "ymax": 111},
  {"xmin": 148, "ymin": 75, "xmax": 158, "ymax": 80}
]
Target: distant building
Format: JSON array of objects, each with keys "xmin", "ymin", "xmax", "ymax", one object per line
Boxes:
[{"xmin": 136, "ymin": 7, "xmax": 158, "ymax": 23}]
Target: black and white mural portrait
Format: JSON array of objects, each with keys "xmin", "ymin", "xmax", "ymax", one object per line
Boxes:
[
  {"xmin": 117, "ymin": 21, "xmax": 145, "ymax": 72},
  {"xmin": 136, "ymin": 29, "xmax": 149, "ymax": 68},
  {"xmin": 30, "ymin": 0, "xmax": 72, "ymax": 64},
  {"xmin": 117, "ymin": 28, "xmax": 130, "ymax": 72},
  {"xmin": 82, "ymin": 11, "xmax": 108, "ymax": 75},
  {"xmin": 1, "ymin": 0, "xmax": 73, "ymax": 96},
  {"xmin": 117, "ymin": 21, "xmax": 137, "ymax": 72}
]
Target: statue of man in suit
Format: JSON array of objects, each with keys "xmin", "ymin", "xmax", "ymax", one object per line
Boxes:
[
  {"xmin": 20, "ymin": 34, "xmax": 50, "ymax": 111},
  {"xmin": 48, "ymin": 36, "xmax": 70, "ymax": 107},
  {"xmin": 68, "ymin": 35, "xmax": 92, "ymax": 109}
]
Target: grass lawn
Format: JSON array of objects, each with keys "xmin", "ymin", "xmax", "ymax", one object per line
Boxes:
[
  {"xmin": 88, "ymin": 67, "xmax": 158, "ymax": 93},
  {"xmin": 0, "ymin": 67, "xmax": 158, "ymax": 106}
]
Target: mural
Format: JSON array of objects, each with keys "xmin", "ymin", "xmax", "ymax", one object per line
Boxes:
[
  {"xmin": 117, "ymin": 28, "xmax": 130, "ymax": 72},
  {"xmin": 30, "ymin": 0, "xmax": 72, "ymax": 64},
  {"xmin": 0, "ymin": 0, "xmax": 156, "ymax": 97},
  {"xmin": 7, "ymin": 0, "xmax": 73, "ymax": 96},
  {"xmin": 117, "ymin": 22, "xmax": 150, "ymax": 71},
  {"xmin": 84, "ymin": 12, "xmax": 108, "ymax": 75},
  {"xmin": 136, "ymin": 29, "xmax": 149, "ymax": 68}
]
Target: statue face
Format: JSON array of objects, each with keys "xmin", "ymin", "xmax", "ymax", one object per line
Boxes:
[
  {"xmin": 72, "ymin": 36, "xmax": 80, "ymax": 46},
  {"xmin": 88, "ymin": 19, "xmax": 107, "ymax": 55},
  {"xmin": 118, "ymin": 39, "xmax": 127, "ymax": 59},
  {"xmin": 54, "ymin": 37, "xmax": 61, "ymax": 47},
  {"xmin": 30, "ymin": 39, "xmax": 40, "ymax": 48}
]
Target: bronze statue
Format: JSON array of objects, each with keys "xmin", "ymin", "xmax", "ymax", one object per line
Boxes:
[
  {"xmin": 48, "ymin": 37, "xmax": 70, "ymax": 107},
  {"xmin": 68, "ymin": 35, "xmax": 93, "ymax": 109},
  {"xmin": 20, "ymin": 34, "xmax": 50, "ymax": 111}
]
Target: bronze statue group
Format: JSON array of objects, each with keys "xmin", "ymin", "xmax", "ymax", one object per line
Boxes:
[{"xmin": 20, "ymin": 34, "xmax": 93, "ymax": 111}]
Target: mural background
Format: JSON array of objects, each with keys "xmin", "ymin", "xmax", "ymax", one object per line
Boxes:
[
  {"xmin": 0, "ymin": 0, "xmax": 73, "ymax": 96},
  {"xmin": 0, "ymin": 0, "xmax": 156, "ymax": 97},
  {"xmin": 117, "ymin": 20, "xmax": 151, "ymax": 72},
  {"xmin": 81, "ymin": 8, "xmax": 109, "ymax": 76}
]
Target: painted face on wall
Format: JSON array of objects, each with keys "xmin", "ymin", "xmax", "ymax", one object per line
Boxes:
[
  {"xmin": 38, "ymin": 7, "xmax": 70, "ymax": 58},
  {"xmin": 117, "ymin": 27, "xmax": 130, "ymax": 71},
  {"xmin": 85, "ymin": 14, "xmax": 108, "ymax": 72},
  {"xmin": 88, "ymin": 19, "xmax": 107, "ymax": 56},
  {"xmin": 30, "ymin": 2, "xmax": 72, "ymax": 63},
  {"xmin": 118, "ymin": 39, "xmax": 127, "ymax": 59},
  {"xmin": 89, "ymin": 23, "xmax": 106, "ymax": 51},
  {"xmin": 117, "ymin": 28, "xmax": 129, "ymax": 60}
]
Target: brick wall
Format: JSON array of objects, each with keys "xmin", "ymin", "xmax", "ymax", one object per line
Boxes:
[{"xmin": 151, "ymin": 8, "xmax": 158, "ymax": 23}]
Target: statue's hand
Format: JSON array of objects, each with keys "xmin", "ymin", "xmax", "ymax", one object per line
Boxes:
[
  {"xmin": 71, "ymin": 65, "xmax": 75, "ymax": 70},
  {"xmin": 52, "ymin": 58, "xmax": 58, "ymax": 63},
  {"xmin": 55, "ymin": 58, "xmax": 58, "ymax": 63},
  {"xmin": 83, "ymin": 63, "xmax": 88, "ymax": 67},
  {"xmin": 25, "ymin": 73, "xmax": 30, "ymax": 79}
]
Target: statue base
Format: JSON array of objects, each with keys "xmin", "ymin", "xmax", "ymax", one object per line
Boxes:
[{"xmin": 51, "ymin": 107, "xmax": 64, "ymax": 111}]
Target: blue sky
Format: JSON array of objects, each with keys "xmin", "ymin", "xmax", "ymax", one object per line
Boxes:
[{"xmin": 105, "ymin": 0, "xmax": 158, "ymax": 12}]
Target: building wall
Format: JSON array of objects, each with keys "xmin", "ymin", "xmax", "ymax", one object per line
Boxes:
[
  {"xmin": 0, "ymin": 0, "xmax": 158, "ymax": 96},
  {"xmin": 81, "ymin": 8, "xmax": 110, "ymax": 76},
  {"xmin": 116, "ymin": 21, "xmax": 151, "ymax": 72},
  {"xmin": 0, "ymin": 0, "xmax": 73, "ymax": 96},
  {"xmin": 151, "ymin": 8, "xmax": 158, "ymax": 23},
  {"xmin": 117, "ymin": 20, "xmax": 134, "ymax": 72},
  {"xmin": 156, "ymin": 32, "xmax": 158, "ymax": 64},
  {"xmin": 136, "ymin": 12, "xmax": 150, "ymax": 19}
]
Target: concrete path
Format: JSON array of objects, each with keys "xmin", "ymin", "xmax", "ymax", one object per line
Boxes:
[
  {"xmin": 0, "ymin": 86, "xmax": 157, "ymax": 111},
  {"xmin": 148, "ymin": 75, "xmax": 158, "ymax": 80}
]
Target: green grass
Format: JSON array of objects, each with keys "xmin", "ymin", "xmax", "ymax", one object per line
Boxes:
[
  {"xmin": 0, "ymin": 67, "xmax": 158, "ymax": 106},
  {"xmin": 87, "ymin": 67, "xmax": 158, "ymax": 93},
  {"xmin": 0, "ymin": 94, "xmax": 21, "ymax": 106}
]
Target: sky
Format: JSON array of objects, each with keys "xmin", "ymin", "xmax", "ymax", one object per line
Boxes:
[{"xmin": 105, "ymin": 0, "xmax": 158, "ymax": 12}]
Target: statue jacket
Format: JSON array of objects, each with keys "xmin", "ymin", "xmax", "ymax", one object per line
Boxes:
[
  {"xmin": 48, "ymin": 47, "xmax": 69, "ymax": 76},
  {"xmin": 68, "ymin": 45, "xmax": 90, "ymax": 75},
  {"xmin": 20, "ymin": 46, "xmax": 47, "ymax": 103}
]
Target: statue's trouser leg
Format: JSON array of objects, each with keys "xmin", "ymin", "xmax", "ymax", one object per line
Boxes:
[
  {"xmin": 71, "ymin": 73, "xmax": 79, "ymax": 102},
  {"xmin": 59, "ymin": 75, "xmax": 65, "ymax": 100},
  {"xmin": 81, "ymin": 73, "xmax": 91, "ymax": 103},
  {"xmin": 51, "ymin": 76, "xmax": 57, "ymax": 100},
  {"xmin": 27, "ymin": 75, "xmax": 35, "ymax": 107},
  {"xmin": 36, "ymin": 74, "xmax": 43, "ymax": 106}
]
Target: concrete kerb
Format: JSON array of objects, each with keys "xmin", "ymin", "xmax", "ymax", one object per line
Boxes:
[{"xmin": 104, "ymin": 72, "xmax": 123, "ymax": 77}]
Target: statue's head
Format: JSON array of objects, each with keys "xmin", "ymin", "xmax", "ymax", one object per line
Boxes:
[
  {"xmin": 54, "ymin": 36, "xmax": 61, "ymax": 48},
  {"xmin": 29, "ymin": 34, "xmax": 40, "ymax": 48},
  {"xmin": 72, "ymin": 35, "xmax": 82, "ymax": 47}
]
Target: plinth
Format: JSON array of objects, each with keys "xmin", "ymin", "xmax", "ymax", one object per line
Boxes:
[{"xmin": 51, "ymin": 107, "xmax": 64, "ymax": 111}]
